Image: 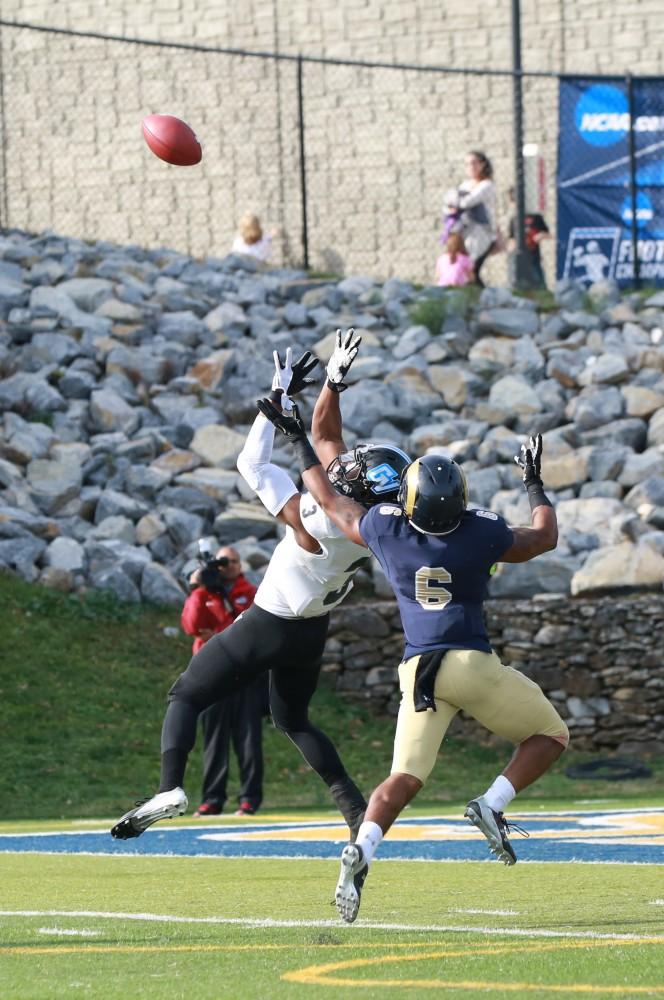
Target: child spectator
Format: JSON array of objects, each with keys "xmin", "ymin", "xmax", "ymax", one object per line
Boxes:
[
  {"xmin": 440, "ymin": 187, "xmax": 463, "ymax": 245},
  {"xmin": 231, "ymin": 212, "xmax": 275, "ymax": 263},
  {"xmin": 507, "ymin": 187, "xmax": 551, "ymax": 288},
  {"xmin": 435, "ymin": 231, "xmax": 475, "ymax": 287}
]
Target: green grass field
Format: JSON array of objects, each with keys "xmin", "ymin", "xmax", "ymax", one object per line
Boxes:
[
  {"xmin": 2, "ymin": 573, "xmax": 664, "ymax": 997},
  {"xmin": 2, "ymin": 816, "xmax": 664, "ymax": 1000}
]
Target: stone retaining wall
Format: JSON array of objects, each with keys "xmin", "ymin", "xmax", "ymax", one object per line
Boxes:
[{"xmin": 325, "ymin": 593, "xmax": 664, "ymax": 754}]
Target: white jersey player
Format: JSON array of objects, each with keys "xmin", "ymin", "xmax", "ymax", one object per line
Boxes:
[{"xmin": 111, "ymin": 331, "xmax": 410, "ymax": 844}]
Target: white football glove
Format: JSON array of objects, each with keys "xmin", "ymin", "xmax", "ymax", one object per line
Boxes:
[
  {"xmin": 326, "ymin": 328, "xmax": 362, "ymax": 392},
  {"xmin": 271, "ymin": 348, "xmax": 294, "ymax": 412}
]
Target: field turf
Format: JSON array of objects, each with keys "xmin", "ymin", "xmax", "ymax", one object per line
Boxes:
[{"xmin": 2, "ymin": 806, "xmax": 664, "ymax": 1000}]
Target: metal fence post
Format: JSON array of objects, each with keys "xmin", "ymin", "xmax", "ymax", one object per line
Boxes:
[
  {"xmin": 626, "ymin": 73, "xmax": 641, "ymax": 290},
  {"xmin": 0, "ymin": 23, "xmax": 8, "ymax": 231},
  {"xmin": 296, "ymin": 54, "xmax": 310, "ymax": 271},
  {"xmin": 511, "ymin": 0, "xmax": 528, "ymax": 290}
]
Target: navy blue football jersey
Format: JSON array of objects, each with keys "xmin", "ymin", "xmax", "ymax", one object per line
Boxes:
[{"xmin": 359, "ymin": 504, "xmax": 514, "ymax": 657}]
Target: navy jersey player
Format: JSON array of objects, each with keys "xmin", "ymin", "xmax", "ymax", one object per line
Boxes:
[{"xmin": 256, "ymin": 401, "xmax": 570, "ymax": 922}]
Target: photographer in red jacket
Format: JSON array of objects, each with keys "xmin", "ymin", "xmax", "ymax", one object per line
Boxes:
[{"xmin": 181, "ymin": 543, "xmax": 265, "ymax": 816}]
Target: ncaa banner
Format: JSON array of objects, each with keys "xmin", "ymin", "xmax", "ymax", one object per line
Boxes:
[{"xmin": 557, "ymin": 78, "xmax": 664, "ymax": 286}]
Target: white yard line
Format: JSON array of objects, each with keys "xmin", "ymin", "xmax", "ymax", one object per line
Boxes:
[
  {"xmin": 37, "ymin": 927, "xmax": 101, "ymax": 937},
  {"xmin": 1, "ymin": 910, "xmax": 663, "ymax": 940}
]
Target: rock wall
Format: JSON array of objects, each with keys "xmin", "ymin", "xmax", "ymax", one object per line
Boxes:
[
  {"xmin": 325, "ymin": 594, "xmax": 664, "ymax": 754},
  {"xmin": 2, "ymin": 228, "xmax": 664, "ymax": 606}
]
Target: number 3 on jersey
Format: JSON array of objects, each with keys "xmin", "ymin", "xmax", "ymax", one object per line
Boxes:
[{"xmin": 415, "ymin": 565, "xmax": 452, "ymax": 610}]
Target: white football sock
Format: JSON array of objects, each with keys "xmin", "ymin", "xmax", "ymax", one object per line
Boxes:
[
  {"xmin": 355, "ymin": 820, "xmax": 383, "ymax": 864},
  {"xmin": 483, "ymin": 775, "xmax": 516, "ymax": 814}
]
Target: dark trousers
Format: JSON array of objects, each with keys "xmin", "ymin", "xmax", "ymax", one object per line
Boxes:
[
  {"xmin": 160, "ymin": 605, "xmax": 362, "ymax": 798},
  {"xmin": 473, "ymin": 241, "xmax": 496, "ymax": 288},
  {"xmin": 200, "ymin": 677, "xmax": 267, "ymax": 810}
]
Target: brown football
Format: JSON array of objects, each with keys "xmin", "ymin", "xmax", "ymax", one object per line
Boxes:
[{"xmin": 141, "ymin": 114, "xmax": 202, "ymax": 166}]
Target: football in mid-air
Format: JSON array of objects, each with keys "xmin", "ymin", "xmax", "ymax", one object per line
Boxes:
[{"xmin": 141, "ymin": 114, "xmax": 202, "ymax": 166}]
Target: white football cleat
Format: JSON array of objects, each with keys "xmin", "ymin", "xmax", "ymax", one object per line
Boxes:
[
  {"xmin": 335, "ymin": 843, "xmax": 368, "ymax": 923},
  {"xmin": 464, "ymin": 794, "xmax": 528, "ymax": 865},
  {"xmin": 111, "ymin": 787, "xmax": 188, "ymax": 840}
]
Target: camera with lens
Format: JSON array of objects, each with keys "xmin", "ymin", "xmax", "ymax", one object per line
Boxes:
[{"xmin": 196, "ymin": 539, "xmax": 229, "ymax": 592}]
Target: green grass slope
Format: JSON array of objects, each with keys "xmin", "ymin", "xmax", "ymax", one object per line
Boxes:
[{"xmin": 1, "ymin": 571, "xmax": 663, "ymax": 820}]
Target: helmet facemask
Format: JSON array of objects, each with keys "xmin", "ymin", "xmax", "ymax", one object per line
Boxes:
[{"xmin": 326, "ymin": 443, "xmax": 411, "ymax": 506}]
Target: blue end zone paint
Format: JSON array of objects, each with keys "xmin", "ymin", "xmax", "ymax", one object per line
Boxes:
[{"xmin": 1, "ymin": 810, "xmax": 663, "ymax": 864}]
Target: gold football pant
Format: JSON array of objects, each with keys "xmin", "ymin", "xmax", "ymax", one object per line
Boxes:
[{"xmin": 391, "ymin": 649, "xmax": 569, "ymax": 783}]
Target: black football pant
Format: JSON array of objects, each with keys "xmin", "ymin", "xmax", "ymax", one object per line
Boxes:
[
  {"xmin": 159, "ymin": 605, "xmax": 365, "ymax": 826},
  {"xmin": 199, "ymin": 673, "xmax": 268, "ymax": 811}
]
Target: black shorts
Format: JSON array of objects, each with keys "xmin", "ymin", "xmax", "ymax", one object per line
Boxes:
[{"xmin": 168, "ymin": 604, "xmax": 330, "ymax": 725}]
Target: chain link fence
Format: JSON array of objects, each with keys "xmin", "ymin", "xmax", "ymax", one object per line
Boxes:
[{"xmin": 0, "ymin": 20, "xmax": 626, "ymax": 287}]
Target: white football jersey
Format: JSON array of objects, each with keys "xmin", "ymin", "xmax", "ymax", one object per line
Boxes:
[{"xmin": 254, "ymin": 492, "xmax": 368, "ymax": 619}]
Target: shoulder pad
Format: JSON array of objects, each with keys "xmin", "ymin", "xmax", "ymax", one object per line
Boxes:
[
  {"xmin": 377, "ymin": 504, "xmax": 403, "ymax": 516},
  {"xmin": 473, "ymin": 509, "xmax": 499, "ymax": 521}
]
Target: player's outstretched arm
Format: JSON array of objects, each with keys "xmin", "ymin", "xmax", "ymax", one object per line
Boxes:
[
  {"xmin": 256, "ymin": 398, "xmax": 367, "ymax": 547},
  {"xmin": 311, "ymin": 328, "xmax": 362, "ymax": 468},
  {"xmin": 500, "ymin": 433, "xmax": 558, "ymax": 563}
]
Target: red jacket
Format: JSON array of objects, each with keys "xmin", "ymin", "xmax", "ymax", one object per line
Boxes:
[{"xmin": 181, "ymin": 574, "xmax": 257, "ymax": 653}]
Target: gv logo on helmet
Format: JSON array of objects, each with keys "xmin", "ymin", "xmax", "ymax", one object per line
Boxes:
[{"xmin": 367, "ymin": 463, "xmax": 401, "ymax": 494}]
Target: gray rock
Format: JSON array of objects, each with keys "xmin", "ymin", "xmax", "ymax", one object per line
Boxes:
[
  {"xmin": 94, "ymin": 489, "xmax": 148, "ymax": 523},
  {"xmin": 568, "ymin": 386, "xmax": 624, "ymax": 430},
  {"xmin": 92, "ymin": 566, "xmax": 141, "ymax": 602},
  {"xmin": 57, "ymin": 277, "xmax": 113, "ymax": 311},
  {"xmin": 579, "ymin": 481, "xmax": 624, "ymax": 499},
  {"xmin": 26, "ymin": 458, "xmax": 82, "ymax": 515},
  {"xmin": 578, "ymin": 353, "xmax": 630, "ymax": 386},
  {"xmin": 647, "ymin": 408, "xmax": 664, "ymax": 447},
  {"xmin": 619, "ymin": 449, "xmax": 664, "ymax": 488},
  {"xmin": 162, "ymin": 506, "xmax": 205, "ymax": 548},
  {"xmin": 624, "ymin": 476, "xmax": 664, "ymax": 512},
  {"xmin": 30, "ymin": 285, "xmax": 111, "ymax": 335},
  {"xmin": 213, "ymin": 502, "xmax": 277, "ymax": 542},
  {"xmin": 488, "ymin": 374, "xmax": 543, "ymax": 415},
  {"xmin": 477, "ymin": 308, "xmax": 539, "ymax": 338},
  {"xmin": 46, "ymin": 536, "xmax": 85, "ymax": 572},
  {"xmin": 581, "ymin": 418, "xmax": 647, "ymax": 451},
  {"xmin": 86, "ymin": 539, "xmax": 151, "ymax": 584},
  {"xmin": 0, "ymin": 535, "xmax": 47, "ymax": 580},
  {"xmin": 586, "ymin": 444, "xmax": 631, "ymax": 481},
  {"xmin": 491, "ymin": 553, "xmax": 578, "ymax": 597},
  {"xmin": 393, "ymin": 325, "xmax": 432, "ymax": 359},
  {"xmin": 141, "ymin": 562, "xmax": 185, "ymax": 605},
  {"xmin": 89, "ymin": 389, "xmax": 140, "ymax": 436}
]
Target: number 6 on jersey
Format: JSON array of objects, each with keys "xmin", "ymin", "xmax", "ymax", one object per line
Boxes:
[{"xmin": 415, "ymin": 566, "xmax": 452, "ymax": 610}]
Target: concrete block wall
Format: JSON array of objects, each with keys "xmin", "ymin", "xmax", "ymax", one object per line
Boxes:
[{"xmin": 1, "ymin": 2, "xmax": 661, "ymax": 281}]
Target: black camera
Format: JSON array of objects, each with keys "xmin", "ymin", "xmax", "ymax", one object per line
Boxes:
[{"xmin": 196, "ymin": 540, "xmax": 228, "ymax": 592}]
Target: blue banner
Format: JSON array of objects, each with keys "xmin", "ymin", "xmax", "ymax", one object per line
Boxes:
[{"xmin": 557, "ymin": 78, "xmax": 664, "ymax": 286}]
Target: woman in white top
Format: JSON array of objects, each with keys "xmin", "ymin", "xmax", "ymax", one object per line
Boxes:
[{"xmin": 457, "ymin": 150, "xmax": 498, "ymax": 287}]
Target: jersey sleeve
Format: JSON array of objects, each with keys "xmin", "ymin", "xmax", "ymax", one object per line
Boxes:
[
  {"xmin": 483, "ymin": 512, "xmax": 514, "ymax": 559},
  {"xmin": 359, "ymin": 504, "xmax": 400, "ymax": 550}
]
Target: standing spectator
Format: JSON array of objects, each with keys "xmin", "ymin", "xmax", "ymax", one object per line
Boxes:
[
  {"xmin": 181, "ymin": 545, "xmax": 265, "ymax": 817},
  {"xmin": 435, "ymin": 231, "xmax": 474, "ymax": 288},
  {"xmin": 507, "ymin": 187, "xmax": 551, "ymax": 289},
  {"xmin": 231, "ymin": 212, "xmax": 275, "ymax": 263},
  {"xmin": 457, "ymin": 150, "xmax": 500, "ymax": 287}
]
